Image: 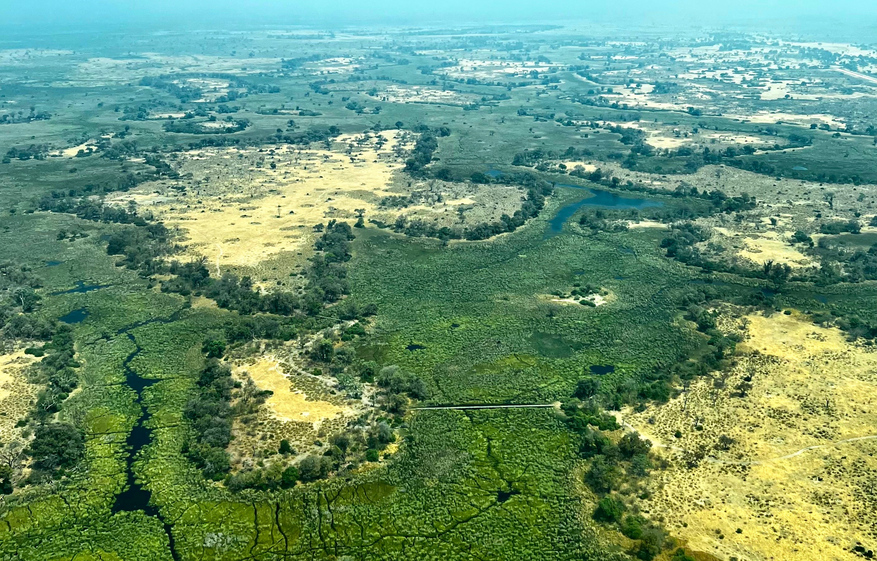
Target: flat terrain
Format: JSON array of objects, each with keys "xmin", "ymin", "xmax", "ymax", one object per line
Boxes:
[{"xmin": 0, "ymin": 21, "xmax": 875, "ymax": 561}]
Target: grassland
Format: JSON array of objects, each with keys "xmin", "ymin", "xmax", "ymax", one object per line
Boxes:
[{"xmin": 0, "ymin": 21, "xmax": 876, "ymax": 561}]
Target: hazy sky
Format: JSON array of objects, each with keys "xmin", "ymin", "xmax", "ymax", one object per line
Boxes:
[{"xmin": 3, "ymin": 0, "xmax": 877, "ymax": 29}]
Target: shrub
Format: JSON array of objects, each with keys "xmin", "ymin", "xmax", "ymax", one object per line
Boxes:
[{"xmin": 593, "ymin": 496, "xmax": 625, "ymax": 523}]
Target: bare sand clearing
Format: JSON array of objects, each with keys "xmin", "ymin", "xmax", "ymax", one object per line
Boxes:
[
  {"xmin": 560, "ymin": 162, "xmax": 598, "ymax": 172},
  {"xmin": 627, "ymin": 220, "xmax": 668, "ymax": 229},
  {"xmin": 59, "ymin": 143, "xmax": 97, "ymax": 158},
  {"xmin": 383, "ymin": 85, "xmax": 475, "ymax": 105},
  {"xmin": 736, "ymin": 231, "xmax": 813, "ymax": 268},
  {"xmin": 624, "ymin": 312, "xmax": 877, "ymax": 561},
  {"xmin": 237, "ymin": 358, "xmax": 344, "ymax": 425}
]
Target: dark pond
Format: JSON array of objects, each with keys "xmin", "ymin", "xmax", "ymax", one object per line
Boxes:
[
  {"xmin": 59, "ymin": 308, "xmax": 89, "ymax": 324},
  {"xmin": 497, "ymin": 489, "xmax": 520, "ymax": 503},
  {"xmin": 792, "ymin": 166, "xmax": 808, "ymax": 171},
  {"xmin": 407, "ymin": 343, "xmax": 426, "ymax": 351},
  {"xmin": 547, "ymin": 186, "xmax": 663, "ymax": 237},
  {"xmin": 45, "ymin": 260, "xmax": 63, "ymax": 267},
  {"xmin": 486, "ymin": 169, "xmax": 503, "ymax": 178},
  {"xmin": 51, "ymin": 280, "xmax": 107, "ymax": 295},
  {"xmin": 589, "ymin": 364, "xmax": 615, "ymax": 375}
]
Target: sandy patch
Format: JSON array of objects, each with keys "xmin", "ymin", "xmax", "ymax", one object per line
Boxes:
[
  {"xmin": 736, "ymin": 232, "xmax": 812, "ymax": 268},
  {"xmin": 0, "ymin": 349, "xmax": 39, "ymax": 441},
  {"xmin": 383, "ymin": 85, "xmax": 475, "ymax": 105},
  {"xmin": 627, "ymin": 220, "xmax": 668, "ymax": 230},
  {"xmin": 546, "ymin": 292, "xmax": 612, "ymax": 307},
  {"xmin": 236, "ymin": 358, "xmax": 344, "ymax": 425},
  {"xmin": 59, "ymin": 143, "xmax": 97, "ymax": 158},
  {"xmin": 0, "ymin": 350, "xmax": 37, "ymax": 402},
  {"xmin": 561, "ymin": 162, "xmax": 597, "ymax": 173},
  {"xmin": 623, "ymin": 312, "xmax": 877, "ymax": 561}
]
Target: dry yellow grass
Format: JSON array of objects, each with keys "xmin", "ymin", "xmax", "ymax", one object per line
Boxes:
[
  {"xmin": 0, "ymin": 350, "xmax": 39, "ymax": 440},
  {"xmin": 237, "ymin": 358, "xmax": 344, "ymax": 425},
  {"xmin": 112, "ymin": 131, "xmax": 528, "ymax": 281},
  {"xmin": 623, "ymin": 312, "xmax": 877, "ymax": 561},
  {"xmin": 113, "ymin": 131, "xmax": 414, "ymax": 273},
  {"xmin": 736, "ymin": 231, "xmax": 813, "ymax": 268}
]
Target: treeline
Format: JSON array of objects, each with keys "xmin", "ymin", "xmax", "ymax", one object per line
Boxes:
[
  {"xmin": 0, "ymin": 109, "xmax": 51, "ymax": 125},
  {"xmin": 512, "ymin": 146, "xmax": 594, "ymax": 167},
  {"xmin": 563, "ymin": 397, "xmax": 676, "ymax": 560},
  {"xmin": 0, "ymin": 265, "xmax": 86, "ymax": 491},
  {"xmin": 3, "ymin": 144, "xmax": 51, "ymax": 162},
  {"xmin": 385, "ymin": 182, "xmax": 553, "ymax": 242},
  {"xmin": 561, "ymin": 288, "xmax": 740, "ymax": 558},
  {"xmin": 403, "ymin": 126, "xmax": 450, "ymax": 174},
  {"xmin": 184, "ymin": 357, "xmax": 261, "ymax": 479},
  {"xmin": 139, "ymin": 74, "xmax": 279, "ymax": 103}
]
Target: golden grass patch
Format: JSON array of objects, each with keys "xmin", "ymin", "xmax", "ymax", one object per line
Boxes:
[
  {"xmin": 0, "ymin": 349, "xmax": 39, "ymax": 440},
  {"xmin": 622, "ymin": 312, "xmax": 877, "ymax": 561},
  {"xmin": 237, "ymin": 358, "xmax": 344, "ymax": 425},
  {"xmin": 115, "ymin": 131, "xmax": 414, "ymax": 273}
]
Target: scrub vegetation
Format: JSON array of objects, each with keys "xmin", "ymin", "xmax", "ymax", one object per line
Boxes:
[{"xmin": 0, "ymin": 19, "xmax": 875, "ymax": 561}]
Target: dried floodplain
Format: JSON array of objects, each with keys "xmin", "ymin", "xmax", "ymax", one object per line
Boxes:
[
  {"xmin": 229, "ymin": 356, "xmax": 362, "ymax": 469},
  {"xmin": 5, "ymin": 23, "xmax": 877, "ymax": 561},
  {"xmin": 0, "ymin": 350, "xmax": 39, "ymax": 441},
  {"xmin": 623, "ymin": 311, "xmax": 877, "ymax": 561},
  {"xmin": 112, "ymin": 131, "xmax": 529, "ymax": 282}
]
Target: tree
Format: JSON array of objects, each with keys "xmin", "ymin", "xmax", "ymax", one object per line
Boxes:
[
  {"xmin": 585, "ymin": 456, "xmax": 619, "ymax": 493},
  {"xmin": 824, "ymin": 191, "xmax": 835, "ymax": 210},
  {"xmin": 26, "ymin": 423, "xmax": 85, "ymax": 476},
  {"xmin": 618, "ymin": 432, "xmax": 652, "ymax": 459},
  {"xmin": 202, "ymin": 339, "xmax": 226, "ymax": 358},
  {"xmin": 575, "ymin": 378, "xmax": 600, "ymax": 399},
  {"xmin": 0, "ymin": 465, "xmax": 13, "ymax": 494},
  {"xmin": 310, "ymin": 338, "xmax": 335, "ymax": 362},
  {"xmin": 298, "ymin": 455, "xmax": 330, "ymax": 482},
  {"xmin": 279, "ymin": 439, "xmax": 293, "ymax": 455},
  {"xmin": 633, "ymin": 527, "xmax": 666, "ymax": 560},
  {"xmin": 593, "ymin": 496, "xmax": 625, "ymax": 523},
  {"xmin": 280, "ymin": 465, "xmax": 298, "ymax": 488}
]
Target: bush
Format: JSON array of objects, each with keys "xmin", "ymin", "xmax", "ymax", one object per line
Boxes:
[
  {"xmin": 26, "ymin": 422, "xmax": 85, "ymax": 478},
  {"xmin": 621, "ymin": 515, "xmax": 645, "ymax": 539},
  {"xmin": 281, "ymin": 466, "xmax": 299, "ymax": 488},
  {"xmin": 279, "ymin": 439, "xmax": 292, "ymax": 455},
  {"xmin": 365, "ymin": 449, "xmax": 380, "ymax": 462},
  {"xmin": 298, "ymin": 455, "xmax": 331, "ymax": 482},
  {"xmin": 593, "ymin": 496, "xmax": 624, "ymax": 523}
]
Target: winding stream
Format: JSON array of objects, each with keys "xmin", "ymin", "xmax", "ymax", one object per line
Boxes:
[
  {"xmin": 110, "ymin": 314, "xmax": 182, "ymax": 561},
  {"xmin": 547, "ymin": 185, "xmax": 663, "ymax": 237}
]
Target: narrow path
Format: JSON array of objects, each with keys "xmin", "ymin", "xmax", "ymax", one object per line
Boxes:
[
  {"xmin": 726, "ymin": 435, "xmax": 877, "ymax": 466},
  {"xmin": 214, "ymin": 244, "xmax": 223, "ymax": 277},
  {"xmin": 833, "ymin": 66, "xmax": 877, "ymax": 85},
  {"xmin": 618, "ymin": 417, "xmax": 877, "ymax": 466},
  {"xmin": 414, "ymin": 403, "xmax": 559, "ymax": 411}
]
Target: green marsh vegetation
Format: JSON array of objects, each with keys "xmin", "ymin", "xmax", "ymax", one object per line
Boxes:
[{"xmin": 0, "ymin": 22, "xmax": 876, "ymax": 561}]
